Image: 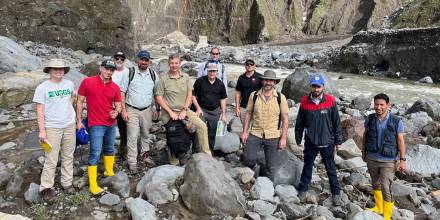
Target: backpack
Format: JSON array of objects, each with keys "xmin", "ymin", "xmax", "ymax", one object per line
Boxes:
[
  {"xmin": 204, "ymin": 61, "xmax": 225, "ymax": 81},
  {"xmin": 252, "ymin": 91, "xmax": 282, "ymax": 129},
  {"xmin": 165, "ymin": 120, "xmax": 192, "ymax": 155},
  {"xmin": 126, "ymin": 67, "xmax": 156, "ymax": 92}
]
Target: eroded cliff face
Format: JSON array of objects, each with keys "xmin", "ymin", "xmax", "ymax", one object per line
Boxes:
[
  {"xmin": 390, "ymin": 0, "xmax": 440, "ymax": 29},
  {"xmin": 0, "ymin": 0, "xmax": 134, "ymax": 56},
  {"xmin": 0, "ymin": 0, "xmax": 410, "ymax": 53}
]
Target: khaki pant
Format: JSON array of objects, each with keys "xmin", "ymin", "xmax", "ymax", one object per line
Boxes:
[
  {"xmin": 40, "ymin": 124, "xmax": 76, "ymax": 191},
  {"xmin": 366, "ymin": 155, "xmax": 396, "ymax": 201},
  {"xmin": 126, "ymin": 106, "xmax": 152, "ymax": 167}
]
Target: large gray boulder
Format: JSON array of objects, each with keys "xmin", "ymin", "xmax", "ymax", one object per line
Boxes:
[
  {"xmin": 214, "ymin": 131, "xmax": 240, "ymax": 153},
  {"xmin": 351, "ymin": 95, "xmax": 372, "ymax": 110},
  {"xmin": 0, "ymin": 36, "xmax": 40, "ymax": 74},
  {"xmin": 0, "ymin": 71, "xmax": 47, "ymax": 108},
  {"xmin": 125, "ymin": 197, "xmax": 157, "ymax": 220},
  {"xmin": 101, "ymin": 171, "xmax": 130, "ymax": 198},
  {"xmin": 24, "ymin": 182, "xmax": 40, "ymax": 204},
  {"xmin": 405, "ymin": 112, "xmax": 433, "ymax": 134},
  {"xmin": 407, "ymin": 144, "xmax": 440, "ymax": 177},
  {"xmin": 337, "ymin": 139, "xmax": 362, "ymax": 159},
  {"xmin": 252, "ymin": 200, "xmax": 276, "ymax": 216},
  {"xmin": 251, "ymin": 177, "xmax": 274, "ymax": 201},
  {"xmin": 281, "ymin": 67, "xmax": 339, "ymax": 102},
  {"xmin": 406, "ymin": 98, "xmax": 440, "ymax": 120},
  {"xmin": 272, "ymin": 150, "xmax": 303, "ymax": 187},
  {"xmin": 136, "ymin": 165, "xmax": 184, "ymax": 205},
  {"xmin": 352, "ymin": 210, "xmax": 383, "ymax": 220},
  {"xmin": 274, "ymin": 184, "xmax": 299, "ymax": 203},
  {"xmin": 180, "ymin": 153, "xmax": 245, "ymax": 216}
]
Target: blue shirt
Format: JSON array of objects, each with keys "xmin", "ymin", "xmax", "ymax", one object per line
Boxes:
[
  {"xmin": 364, "ymin": 112, "xmax": 404, "ymax": 161},
  {"xmin": 119, "ymin": 67, "xmax": 158, "ymax": 108}
]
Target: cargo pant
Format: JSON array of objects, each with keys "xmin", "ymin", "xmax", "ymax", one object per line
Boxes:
[
  {"xmin": 126, "ymin": 106, "xmax": 152, "ymax": 167},
  {"xmin": 366, "ymin": 155, "xmax": 396, "ymax": 201},
  {"xmin": 39, "ymin": 124, "xmax": 76, "ymax": 191},
  {"xmin": 242, "ymin": 134, "xmax": 279, "ymax": 181}
]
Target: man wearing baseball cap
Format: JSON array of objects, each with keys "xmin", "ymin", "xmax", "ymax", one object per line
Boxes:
[
  {"xmin": 33, "ymin": 58, "xmax": 76, "ymax": 202},
  {"xmin": 112, "ymin": 51, "xmax": 129, "ymax": 160},
  {"xmin": 119, "ymin": 50, "xmax": 158, "ymax": 174},
  {"xmin": 76, "ymin": 59, "xmax": 121, "ymax": 195},
  {"xmin": 295, "ymin": 74, "xmax": 343, "ymax": 206},
  {"xmin": 235, "ymin": 59, "xmax": 262, "ymax": 124}
]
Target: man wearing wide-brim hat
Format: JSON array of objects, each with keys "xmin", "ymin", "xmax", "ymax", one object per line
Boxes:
[
  {"xmin": 241, "ymin": 70, "xmax": 289, "ymax": 181},
  {"xmin": 33, "ymin": 58, "xmax": 76, "ymax": 203}
]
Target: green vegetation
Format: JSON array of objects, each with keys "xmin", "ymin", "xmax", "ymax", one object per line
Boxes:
[
  {"xmin": 308, "ymin": 0, "xmax": 333, "ymax": 33},
  {"xmin": 70, "ymin": 191, "xmax": 91, "ymax": 206},
  {"xmin": 256, "ymin": 0, "xmax": 278, "ymax": 41},
  {"xmin": 31, "ymin": 203, "xmax": 48, "ymax": 220},
  {"xmin": 392, "ymin": 0, "xmax": 440, "ymax": 28}
]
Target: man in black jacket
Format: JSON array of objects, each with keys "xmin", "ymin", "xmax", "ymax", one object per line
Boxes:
[{"xmin": 295, "ymin": 74, "xmax": 343, "ymax": 206}]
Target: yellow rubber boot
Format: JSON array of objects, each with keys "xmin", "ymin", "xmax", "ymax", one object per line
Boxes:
[
  {"xmin": 368, "ymin": 190, "xmax": 383, "ymax": 214},
  {"xmin": 383, "ymin": 201, "xmax": 394, "ymax": 220},
  {"xmin": 87, "ymin": 166, "xmax": 104, "ymax": 195},
  {"xmin": 103, "ymin": 155, "xmax": 115, "ymax": 177}
]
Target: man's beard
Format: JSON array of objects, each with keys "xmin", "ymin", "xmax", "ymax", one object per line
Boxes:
[
  {"xmin": 312, "ymin": 91, "xmax": 323, "ymax": 98},
  {"xmin": 138, "ymin": 64, "xmax": 148, "ymax": 71}
]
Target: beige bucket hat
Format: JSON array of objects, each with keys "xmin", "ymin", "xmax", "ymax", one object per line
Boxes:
[
  {"xmin": 43, "ymin": 58, "xmax": 70, "ymax": 74},
  {"xmin": 260, "ymin": 70, "xmax": 281, "ymax": 83}
]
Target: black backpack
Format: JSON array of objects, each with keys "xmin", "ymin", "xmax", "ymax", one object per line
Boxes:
[{"xmin": 165, "ymin": 120, "xmax": 192, "ymax": 155}]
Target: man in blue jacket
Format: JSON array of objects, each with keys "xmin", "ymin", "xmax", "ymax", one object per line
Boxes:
[{"xmin": 295, "ymin": 74, "xmax": 343, "ymax": 206}]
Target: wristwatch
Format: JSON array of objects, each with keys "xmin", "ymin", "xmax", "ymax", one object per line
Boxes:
[{"xmin": 399, "ymin": 157, "xmax": 406, "ymax": 161}]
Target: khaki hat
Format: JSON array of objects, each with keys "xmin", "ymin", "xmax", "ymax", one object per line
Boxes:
[
  {"xmin": 43, "ymin": 59, "xmax": 70, "ymax": 74},
  {"xmin": 260, "ymin": 70, "xmax": 280, "ymax": 83},
  {"xmin": 206, "ymin": 63, "xmax": 218, "ymax": 71}
]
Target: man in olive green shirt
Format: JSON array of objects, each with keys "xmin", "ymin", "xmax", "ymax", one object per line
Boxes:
[
  {"xmin": 241, "ymin": 70, "xmax": 289, "ymax": 180},
  {"xmin": 155, "ymin": 54, "xmax": 211, "ymax": 156}
]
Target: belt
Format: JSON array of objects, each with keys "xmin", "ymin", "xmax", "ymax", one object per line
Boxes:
[{"xmin": 126, "ymin": 103, "xmax": 151, "ymax": 111}]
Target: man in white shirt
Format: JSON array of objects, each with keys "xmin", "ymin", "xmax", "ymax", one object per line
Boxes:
[{"xmin": 112, "ymin": 51, "xmax": 129, "ymax": 159}]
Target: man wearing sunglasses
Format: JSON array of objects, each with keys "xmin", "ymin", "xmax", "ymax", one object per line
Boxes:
[
  {"xmin": 112, "ymin": 51, "xmax": 129, "ymax": 160},
  {"xmin": 235, "ymin": 59, "xmax": 262, "ymax": 123},
  {"xmin": 295, "ymin": 74, "xmax": 343, "ymax": 206},
  {"xmin": 198, "ymin": 47, "xmax": 228, "ymax": 91},
  {"xmin": 119, "ymin": 50, "xmax": 158, "ymax": 174}
]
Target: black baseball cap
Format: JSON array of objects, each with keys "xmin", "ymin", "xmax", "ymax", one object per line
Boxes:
[
  {"xmin": 101, "ymin": 59, "xmax": 116, "ymax": 69},
  {"xmin": 113, "ymin": 51, "xmax": 126, "ymax": 59},
  {"xmin": 245, "ymin": 59, "xmax": 255, "ymax": 65}
]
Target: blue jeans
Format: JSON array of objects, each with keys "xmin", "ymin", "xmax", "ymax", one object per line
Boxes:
[
  {"xmin": 298, "ymin": 142, "xmax": 340, "ymax": 195},
  {"xmin": 88, "ymin": 125, "xmax": 116, "ymax": 165}
]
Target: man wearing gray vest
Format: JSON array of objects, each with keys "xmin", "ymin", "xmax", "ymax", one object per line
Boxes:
[{"xmin": 361, "ymin": 93, "xmax": 406, "ymax": 220}]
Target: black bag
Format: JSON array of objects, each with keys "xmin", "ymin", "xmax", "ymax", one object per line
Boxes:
[{"xmin": 165, "ymin": 120, "xmax": 192, "ymax": 155}]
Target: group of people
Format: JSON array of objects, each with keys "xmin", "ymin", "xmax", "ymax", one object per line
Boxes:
[{"xmin": 34, "ymin": 47, "xmax": 406, "ymax": 220}]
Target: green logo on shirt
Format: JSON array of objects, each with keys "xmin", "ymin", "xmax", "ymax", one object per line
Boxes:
[{"xmin": 48, "ymin": 89, "xmax": 71, "ymax": 99}]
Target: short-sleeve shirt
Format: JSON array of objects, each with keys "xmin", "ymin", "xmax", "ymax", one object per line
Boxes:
[
  {"xmin": 78, "ymin": 75, "xmax": 121, "ymax": 127},
  {"xmin": 246, "ymin": 89, "xmax": 289, "ymax": 139},
  {"xmin": 364, "ymin": 112, "xmax": 405, "ymax": 161},
  {"xmin": 33, "ymin": 79, "xmax": 75, "ymax": 128},
  {"xmin": 112, "ymin": 67, "xmax": 129, "ymax": 88},
  {"xmin": 119, "ymin": 67, "xmax": 158, "ymax": 108},
  {"xmin": 235, "ymin": 72, "xmax": 262, "ymax": 108},
  {"xmin": 155, "ymin": 72, "xmax": 192, "ymax": 122},
  {"xmin": 193, "ymin": 76, "xmax": 227, "ymax": 110}
]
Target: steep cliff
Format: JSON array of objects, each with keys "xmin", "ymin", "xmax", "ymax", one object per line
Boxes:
[{"xmin": 390, "ymin": 0, "xmax": 440, "ymax": 28}]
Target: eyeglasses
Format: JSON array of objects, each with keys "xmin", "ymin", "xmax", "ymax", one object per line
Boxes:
[
  {"xmin": 115, "ymin": 57, "xmax": 125, "ymax": 61},
  {"xmin": 245, "ymin": 63, "xmax": 255, "ymax": 66},
  {"xmin": 211, "ymin": 53, "xmax": 220, "ymax": 55}
]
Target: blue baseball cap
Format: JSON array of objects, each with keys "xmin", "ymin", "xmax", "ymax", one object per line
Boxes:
[
  {"xmin": 309, "ymin": 74, "xmax": 325, "ymax": 87},
  {"xmin": 137, "ymin": 50, "xmax": 151, "ymax": 59}
]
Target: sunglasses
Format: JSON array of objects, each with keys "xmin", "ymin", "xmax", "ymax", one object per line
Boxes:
[
  {"xmin": 115, "ymin": 57, "xmax": 125, "ymax": 61},
  {"xmin": 245, "ymin": 63, "xmax": 255, "ymax": 66},
  {"xmin": 211, "ymin": 53, "xmax": 220, "ymax": 55}
]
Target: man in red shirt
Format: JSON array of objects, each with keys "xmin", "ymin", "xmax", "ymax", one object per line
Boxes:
[{"xmin": 76, "ymin": 59, "xmax": 122, "ymax": 195}]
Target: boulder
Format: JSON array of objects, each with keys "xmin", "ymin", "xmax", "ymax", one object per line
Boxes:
[
  {"xmin": 274, "ymin": 184, "xmax": 299, "ymax": 203},
  {"xmin": 0, "ymin": 213, "xmax": 31, "ymax": 220},
  {"xmin": 406, "ymin": 144, "xmax": 440, "ymax": 177},
  {"xmin": 341, "ymin": 118, "xmax": 365, "ymax": 147},
  {"xmin": 0, "ymin": 71, "xmax": 47, "ymax": 108},
  {"xmin": 227, "ymin": 117, "xmax": 243, "ymax": 135},
  {"xmin": 99, "ymin": 193, "xmax": 121, "ymax": 206},
  {"xmin": 392, "ymin": 181, "xmax": 420, "ymax": 207},
  {"xmin": 24, "ymin": 182, "xmax": 40, "ymax": 204},
  {"xmin": 352, "ymin": 210, "xmax": 383, "ymax": 220},
  {"xmin": 272, "ymin": 150, "xmax": 303, "ymax": 187},
  {"xmin": 421, "ymin": 121, "xmax": 440, "ymax": 137},
  {"xmin": 251, "ymin": 177, "xmax": 275, "ymax": 201},
  {"xmin": 0, "ymin": 142, "xmax": 16, "ymax": 151},
  {"xmin": 6, "ymin": 172, "xmax": 24, "ymax": 196},
  {"xmin": 180, "ymin": 153, "xmax": 245, "ymax": 216},
  {"xmin": 228, "ymin": 167, "xmax": 255, "ymax": 184},
  {"xmin": 336, "ymin": 157, "xmax": 367, "ymax": 171},
  {"xmin": 101, "ymin": 171, "xmax": 130, "ymax": 198},
  {"xmin": 281, "ymin": 67, "xmax": 339, "ymax": 102},
  {"xmin": 351, "ymin": 95, "xmax": 371, "ymax": 110},
  {"xmin": 214, "ymin": 131, "xmax": 240, "ymax": 153},
  {"xmin": 0, "ymin": 162, "xmax": 11, "ymax": 189},
  {"xmin": 279, "ymin": 203, "xmax": 309, "ymax": 219},
  {"xmin": 286, "ymin": 128, "xmax": 303, "ymax": 155},
  {"xmin": 337, "ymin": 139, "xmax": 362, "ymax": 159},
  {"xmin": 406, "ymin": 98, "xmax": 440, "ymax": 120},
  {"xmin": 405, "ymin": 112, "xmax": 432, "ymax": 134},
  {"xmin": 125, "ymin": 197, "xmax": 157, "ymax": 220},
  {"xmin": 418, "ymin": 76, "xmax": 434, "ymax": 84},
  {"xmin": 252, "ymin": 200, "xmax": 276, "ymax": 216},
  {"xmin": 136, "ymin": 165, "xmax": 184, "ymax": 205},
  {"xmin": 0, "ymin": 36, "xmax": 41, "ymax": 74}
]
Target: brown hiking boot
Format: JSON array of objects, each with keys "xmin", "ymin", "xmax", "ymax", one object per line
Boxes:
[
  {"xmin": 40, "ymin": 188, "xmax": 57, "ymax": 204},
  {"xmin": 62, "ymin": 185, "xmax": 76, "ymax": 195}
]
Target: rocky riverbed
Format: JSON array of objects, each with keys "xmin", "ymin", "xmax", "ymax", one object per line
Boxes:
[{"xmin": 1, "ymin": 33, "xmax": 440, "ymax": 220}]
